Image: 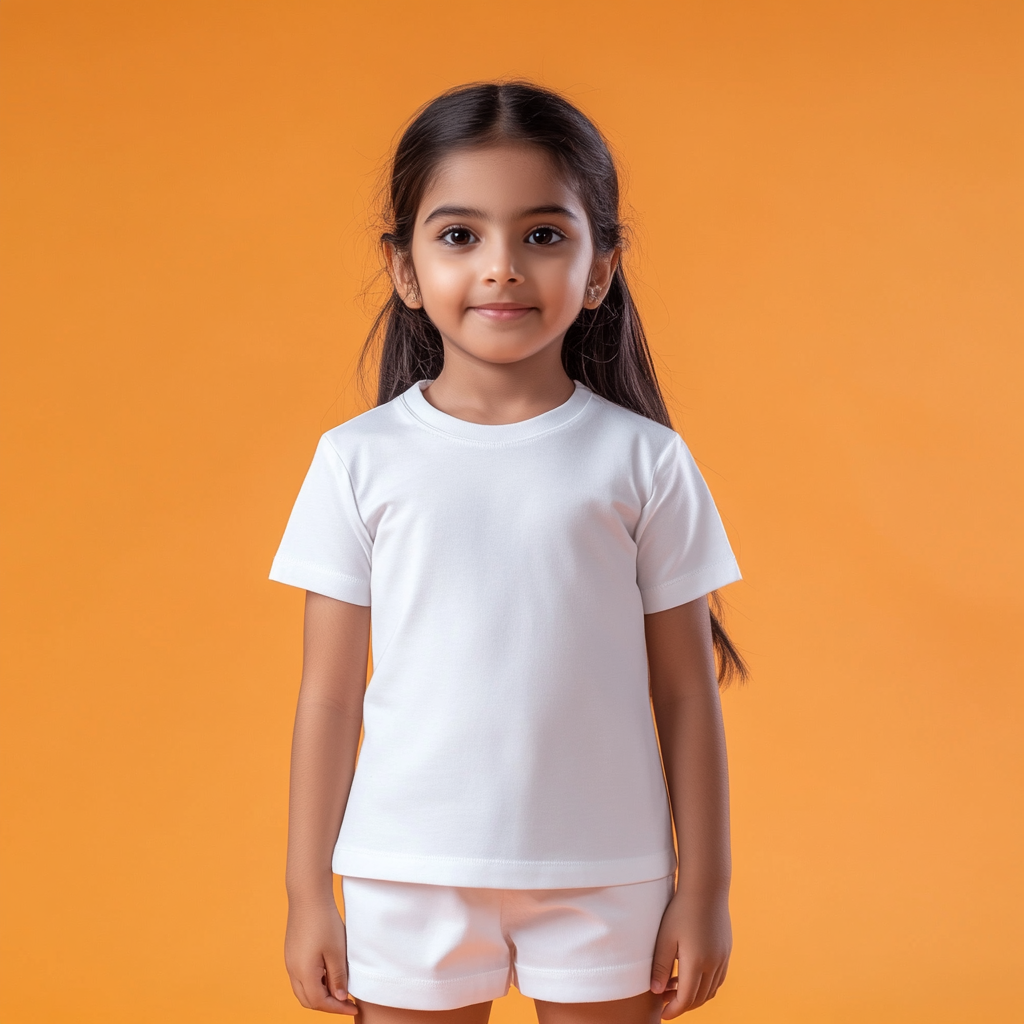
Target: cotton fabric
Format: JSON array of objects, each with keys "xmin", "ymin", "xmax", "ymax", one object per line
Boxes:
[
  {"xmin": 341, "ymin": 874, "xmax": 677, "ymax": 1011},
  {"xmin": 270, "ymin": 380, "xmax": 741, "ymax": 888}
]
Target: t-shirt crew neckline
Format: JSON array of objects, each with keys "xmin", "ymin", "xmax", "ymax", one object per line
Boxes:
[{"xmin": 401, "ymin": 379, "xmax": 592, "ymax": 443}]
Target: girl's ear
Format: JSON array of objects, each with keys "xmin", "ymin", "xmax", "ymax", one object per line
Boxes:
[
  {"xmin": 583, "ymin": 247, "xmax": 621, "ymax": 309},
  {"xmin": 384, "ymin": 241, "xmax": 423, "ymax": 309}
]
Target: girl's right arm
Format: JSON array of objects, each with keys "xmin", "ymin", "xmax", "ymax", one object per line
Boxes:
[{"xmin": 284, "ymin": 591, "xmax": 370, "ymax": 1016}]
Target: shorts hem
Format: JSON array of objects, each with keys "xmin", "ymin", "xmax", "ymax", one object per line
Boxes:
[
  {"xmin": 347, "ymin": 965, "xmax": 510, "ymax": 1011},
  {"xmin": 516, "ymin": 957, "xmax": 655, "ymax": 1004}
]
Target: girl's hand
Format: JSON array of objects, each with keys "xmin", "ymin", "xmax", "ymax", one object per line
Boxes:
[
  {"xmin": 285, "ymin": 897, "xmax": 359, "ymax": 1015},
  {"xmin": 650, "ymin": 891, "xmax": 732, "ymax": 1018}
]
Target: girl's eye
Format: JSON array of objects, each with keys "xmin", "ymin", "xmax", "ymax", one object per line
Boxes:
[
  {"xmin": 440, "ymin": 227, "xmax": 477, "ymax": 246},
  {"xmin": 526, "ymin": 227, "xmax": 565, "ymax": 245}
]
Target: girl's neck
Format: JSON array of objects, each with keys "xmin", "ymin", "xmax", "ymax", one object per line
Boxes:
[{"xmin": 422, "ymin": 339, "xmax": 575, "ymax": 425}]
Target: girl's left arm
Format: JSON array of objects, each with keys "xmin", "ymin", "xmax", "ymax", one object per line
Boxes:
[{"xmin": 646, "ymin": 596, "xmax": 733, "ymax": 1019}]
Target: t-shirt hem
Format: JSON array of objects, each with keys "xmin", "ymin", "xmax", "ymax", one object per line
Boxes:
[
  {"xmin": 640, "ymin": 557, "xmax": 742, "ymax": 615},
  {"xmin": 332, "ymin": 846, "xmax": 677, "ymax": 888},
  {"xmin": 268, "ymin": 557, "xmax": 371, "ymax": 606}
]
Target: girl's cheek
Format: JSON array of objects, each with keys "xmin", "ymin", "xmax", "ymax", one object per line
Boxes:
[
  {"xmin": 435, "ymin": 268, "xmax": 474, "ymax": 307},
  {"xmin": 420, "ymin": 262, "xmax": 459, "ymax": 299},
  {"xmin": 541, "ymin": 263, "xmax": 589, "ymax": 314}
]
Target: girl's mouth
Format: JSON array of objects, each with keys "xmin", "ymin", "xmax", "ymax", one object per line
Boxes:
[{"xmin": 470, "ymin": 304, "xmax": 535, "ymax": 322}]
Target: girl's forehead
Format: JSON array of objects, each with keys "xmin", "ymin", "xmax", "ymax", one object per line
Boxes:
[{"xmin": 418, "ymin": 144, "xmax": 584, "ymax": 219}]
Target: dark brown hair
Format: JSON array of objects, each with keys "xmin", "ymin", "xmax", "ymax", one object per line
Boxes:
[{"xmin": 360, "ymin": 80, "xmax": 747, "ymax": 686}]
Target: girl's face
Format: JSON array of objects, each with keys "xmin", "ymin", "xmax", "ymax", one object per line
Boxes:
[{"xmin": 389, "ymin": 145, "xmax": 617, "ymax": 368}]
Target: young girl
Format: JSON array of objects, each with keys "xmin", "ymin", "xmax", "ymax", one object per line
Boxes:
[{"xmin": 270, "ymin": 81, "xmax": 745, "ymax": 1024}]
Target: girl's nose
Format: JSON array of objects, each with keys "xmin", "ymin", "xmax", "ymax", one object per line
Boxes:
[{"xmin": 481, "ymin": 241, "xmax": 525, "ymax": 286}]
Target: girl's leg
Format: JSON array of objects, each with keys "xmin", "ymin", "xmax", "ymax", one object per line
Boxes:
[
  {"xmin": 356, "ymin": 1000, "xmax": 493, "ymax": 1024},
  {"xmin": 534, "ymin": 992, "xmax": 664, "ymax": 1024}
]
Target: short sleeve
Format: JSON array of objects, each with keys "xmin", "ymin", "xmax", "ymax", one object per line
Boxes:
[
  {"xmin": 268, "ymin": 435, "xmax": 372, "ymax": 605},
  {"xmin": 635, "ymin": 434, "xmax": 742, "ymax": 614}
]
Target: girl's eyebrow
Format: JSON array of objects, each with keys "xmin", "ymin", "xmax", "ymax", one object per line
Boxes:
[
  {"xmin": 423, "ymin": 203, "xmax": 580, "ymax": 224},
  {"xmin": 423, "ymin": 205, "xmax": 486, "ymax": 224},
  {"xmin": 519, "ymin": 204, "xmax": 579, "ymax": 221}
]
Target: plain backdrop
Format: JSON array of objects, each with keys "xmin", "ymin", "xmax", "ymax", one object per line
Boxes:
[{"xmin": 2, "ymin": 2, "xmax": 1022, "ymax": 1023}]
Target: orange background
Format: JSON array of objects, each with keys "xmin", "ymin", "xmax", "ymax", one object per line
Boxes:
[{"xmin": 2, "ymin": 3, "xmax": 1022, "ymax": 1023}]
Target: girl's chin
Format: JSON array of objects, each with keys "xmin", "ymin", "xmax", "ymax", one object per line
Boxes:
[
  {"xmin": 436, "ymin": 328, "xmax": 561, "ymax": 363},
  {"xmin": 449, "ymin": 341, "xmax": 554, "ymax": 366}
]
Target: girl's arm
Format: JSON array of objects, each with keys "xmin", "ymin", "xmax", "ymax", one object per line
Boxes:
[
  {"xmin": 284, "ymin": 591, "xmax": 370, "ymax": 1016},
  {"xmin": 645, "ymin": 596, "xmax": 733, "ymax": 1019}
]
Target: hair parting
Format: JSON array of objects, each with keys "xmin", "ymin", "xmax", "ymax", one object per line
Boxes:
[{"xmin": 359, "ymin": 80, "xmax": 747, "ymax": 687}]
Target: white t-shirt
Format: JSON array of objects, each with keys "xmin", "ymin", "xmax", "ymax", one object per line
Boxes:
[{"xmin": 270, "ymin": 380, "xmax": 741, "ymax": 888}]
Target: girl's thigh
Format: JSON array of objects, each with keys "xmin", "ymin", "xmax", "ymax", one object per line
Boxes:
[
  {"xmin": 355, "ymin": 999, "xmax": 492, "ymax": 1024},
  {"xmin": 356, "ymin": 994, "xmax": 663, "ymax": 1024},
  {"xmin": 535, "ymin": 992, "xmax": 665, "ymax": 1024}
]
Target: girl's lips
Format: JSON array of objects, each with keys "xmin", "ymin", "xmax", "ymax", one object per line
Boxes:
[{"xmin": 470, "ymin": 304, "xmax": 535, "ymax": 322}]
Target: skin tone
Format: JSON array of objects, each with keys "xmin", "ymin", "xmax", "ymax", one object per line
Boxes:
[
  {"xmin": 284, "ymin": 144, "xmax": 732, "ymax": 1024},
  {"xmin": 386, "ymin": 144, "xmax": 616, "ymax": 424}
]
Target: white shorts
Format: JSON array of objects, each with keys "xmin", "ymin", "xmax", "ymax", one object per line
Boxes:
[{"xmin": 341, "ymin": 874, "xmax": 675, "ymax": 1011}]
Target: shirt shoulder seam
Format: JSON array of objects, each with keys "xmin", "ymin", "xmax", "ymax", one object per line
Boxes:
[{"xmin": 319, "ymin": 434, "xmax": 373, "ymax": 543}]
